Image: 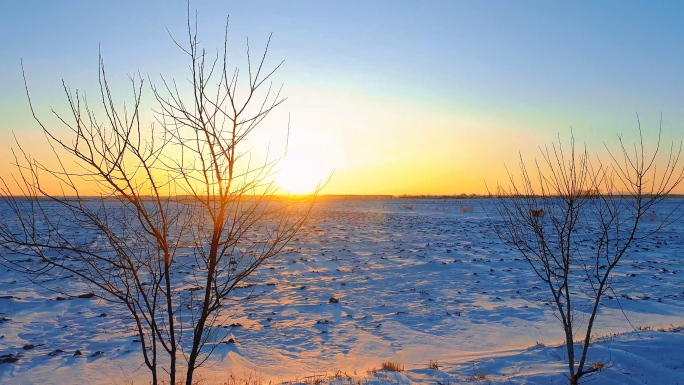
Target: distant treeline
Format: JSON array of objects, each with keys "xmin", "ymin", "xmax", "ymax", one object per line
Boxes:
[
  {"xmin": 397, "ymin": 193, "xmax": 488, "ymax": 199},
  {"xmin": 319, "ymin": 194, "xmax": 394, "ymax": 199},
  {"xmin": 397, "ymin": 193, "xmax": 684, "ymax": 199}
]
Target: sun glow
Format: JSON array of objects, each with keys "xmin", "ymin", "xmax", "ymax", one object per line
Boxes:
[{"xmin": 276, "ymin": 151, "xmax": 331, "ymax": 194}]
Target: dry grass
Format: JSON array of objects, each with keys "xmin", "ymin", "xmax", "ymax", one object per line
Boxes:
[
  {"xmin": 589, "ymin": 362, "xmax": 608, "ymax": 373},
  {"xmin": 137, "ymin": 375, "xmax": 270, "ymax": 385},
  {"xmin": 289, "ymin": 369, "xmax": 355, "ymax": 385},
  {"xmin": 634, "ymin": 324, "xmax": 684, "ymax": 333},
  {"xmin": 656, "ymin": 324, "xmax": 684, "ymax": 332},
  {"xmin": 466, "ymin": 372, "xmax": 489, "ymax": 382},
  {"xmin": 217, "ymin": 373, "xmax": 269, "ymax": 385},
  {"xmin": 367, "ymin": 361, "xmax": 404, "ymax": 374},
  {"xmin": 429, "ymin": 360, "xmax": 439, "ymax": 370},
  {"xmin": 330, "ymin": 370, "xmax": 353, "ymax": 381},
  {"xmin": 530, "ymin": 208, "xmax": 546, "ymax": 217},
  {"xmin": 381, "ymin": 361, "xmax": 404, "ymax": 372},
  {"xmin": 299, "ymin": 374, "xmax": 326, "ymax": 385}
]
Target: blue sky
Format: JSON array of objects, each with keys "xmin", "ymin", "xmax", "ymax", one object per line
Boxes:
[{"xmin": 1, "ymin": 1, "xmax": 683, "ymax": 194}]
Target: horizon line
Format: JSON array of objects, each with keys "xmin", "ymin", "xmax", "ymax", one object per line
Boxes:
[{"xmin": 3, "ymin": 193, "xmax": 684, "ymax": 199}]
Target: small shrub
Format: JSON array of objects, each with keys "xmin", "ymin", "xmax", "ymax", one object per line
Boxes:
[{"xmin": 429, "ymin": 360, "xmax": 439, "ymax": 370}]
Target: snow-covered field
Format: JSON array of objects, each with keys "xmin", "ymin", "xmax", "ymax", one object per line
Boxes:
[{"xmin": 1, "ymin": 197, "xmax": 684, "ymax": 384}]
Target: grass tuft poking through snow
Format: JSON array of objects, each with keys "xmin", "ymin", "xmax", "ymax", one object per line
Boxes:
[
  {"xmin": 466, "ymin": 372, "xmax": 489, "ymax": 382},
  {"xmin": 380, "ymin": 361, "xmax": 404, "ymax": 372}
]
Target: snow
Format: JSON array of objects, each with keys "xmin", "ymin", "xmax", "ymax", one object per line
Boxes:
[{"xmin": 1, "ymin": 197, "xmax": 684, "ymax": 384}]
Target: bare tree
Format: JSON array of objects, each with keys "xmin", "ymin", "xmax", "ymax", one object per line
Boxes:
[
  {"xmin": 0, "ymin": 12, "xmax": 314, "ymax": 385},
  {"xmin": 493, "ymin": 124, "xmax": 683, "ymax": 384}
]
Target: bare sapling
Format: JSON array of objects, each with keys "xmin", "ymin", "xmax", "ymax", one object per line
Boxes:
[
  {"xmin": 493, "ymin": 123, "xmax": 683, "ymax": 384},
  {"xmin": 0, "ymin": 11, "xmax": 316, "ymax": 385}
]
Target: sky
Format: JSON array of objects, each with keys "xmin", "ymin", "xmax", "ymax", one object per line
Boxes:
[{"xmin": 1, "ymin": 1, "xmax": 684, "ymax": 195}]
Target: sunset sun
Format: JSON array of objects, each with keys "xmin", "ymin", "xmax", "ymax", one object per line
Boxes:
[{"xmin": 276, "ymin": 152, "xmax": 331, "ymax": 194}]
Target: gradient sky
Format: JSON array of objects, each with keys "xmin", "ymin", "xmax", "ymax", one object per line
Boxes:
[{"xmin": 1, "ymin": 1, "xmax": 684, "ymax": 195}]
